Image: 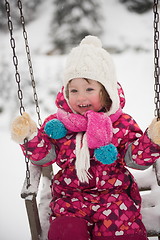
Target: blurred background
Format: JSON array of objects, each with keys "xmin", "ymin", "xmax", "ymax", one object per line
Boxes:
[{"xmin": 0, "ymin": 0, "xmax": 155, "ymax": 125}]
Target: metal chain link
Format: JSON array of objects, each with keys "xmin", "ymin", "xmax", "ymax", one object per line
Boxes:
[
  {"xmin": 17, "ymin": 0, "xmax": 42, "ymax": 127},
  {"xmin": 153, "ymin": 0, "xmax": 160, "ymax": 120},
  {"xmin": 24, "ymin": 138, "xmax": 31, "ymax": 188},
  {"xmin": 4, "ymin": 0, "xmax": 25, "ymax": 116}
]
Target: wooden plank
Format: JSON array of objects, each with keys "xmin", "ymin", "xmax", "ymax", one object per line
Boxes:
[
  {"xmin": 147, "ymin": 230, "xmax": 160, "ymax": 237},
  {"xmin": 154, "ymin": 161, "xmax": 160, "ymax": 186},
  {"xmin": 21, "ymin": 165, "xmax": 42, "ymax": 199},
  {"xmin": 25, "ymin": 195, "xmax": 41, "ymax": 240},
  {"xmin": 42, "ymin": 165, "xmax": 53, "ymax": 180}
]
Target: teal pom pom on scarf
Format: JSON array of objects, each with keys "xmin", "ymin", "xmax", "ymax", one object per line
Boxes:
[
  {"xmin": 44, "ymin": 119, "xmax": 67, "ymax": 139},
  {"xmin": 94, "ymin": 144, "xmax": 118, "ymax": 164}
]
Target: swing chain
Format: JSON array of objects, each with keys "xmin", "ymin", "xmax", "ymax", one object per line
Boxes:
[
  {"xmin": 5, "ymin": 0, "xmax": 25, "ymax": 116},
  {"xmin": 17, "ymin": 0, "xmax": 42, "ymax": 127},
  {"xmin": 5, "ymin": 0, "xmax": 31, "ymax": 188},
  {"xmin": 4, "ymin": 0, "xmax": 37, "ymax": 188},
  {"xmin": 24, "ymin": 138, "xmax": 31, "ymax": 188},
  {"xmin": 153, "ymin": 0, "xmax": 160, "ymax": 119}
]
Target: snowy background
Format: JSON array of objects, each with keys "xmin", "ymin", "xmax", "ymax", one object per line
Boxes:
[{"xmin": 0, "ymin": 0, "xmax": 160, "ymax": 239}]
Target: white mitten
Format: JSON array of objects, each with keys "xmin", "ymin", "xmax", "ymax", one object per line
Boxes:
[
  {"xmin": 11, "ymin": 112, "xmax": 37, "ymax": 143},
  {"xmin": 148, "ymin": 118, "xmax": 160, "ymax": 145}
]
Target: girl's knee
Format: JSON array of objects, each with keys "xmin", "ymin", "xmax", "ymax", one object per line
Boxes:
[
  {"xmin": 92, "ymin": 234, "xmax": 148, "ymax": 240},
  {"xmin": 48, "ymin": 216, "xmax": 90, "ymax": 240}
]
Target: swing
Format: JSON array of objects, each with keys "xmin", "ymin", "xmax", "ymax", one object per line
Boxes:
[{"xmin": 4, "ymin": 0, "xmax": 160, "ymax": 239}]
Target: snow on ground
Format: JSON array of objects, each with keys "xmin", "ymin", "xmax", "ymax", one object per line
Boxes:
[
  {"xmin": 0, "ymin": 128, "xmax": 31, "ymax": 240},
  {"xmin": 1, "ymin": 0, "xmax": 160, "ymax": 239}
]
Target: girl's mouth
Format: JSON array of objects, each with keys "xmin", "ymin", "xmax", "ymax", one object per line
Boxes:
[{"xmin": 78, "ymin": 104, "xmax": 91, "ymax": 108}]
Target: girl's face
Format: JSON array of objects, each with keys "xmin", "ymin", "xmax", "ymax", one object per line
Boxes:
[{"xmin": 68, "ymin": 78, "xmax": 103, "ymax": 115}]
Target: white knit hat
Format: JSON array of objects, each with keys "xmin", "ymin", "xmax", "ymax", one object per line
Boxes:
[{"xmin": 63, "ymin": 35, "xmax": 120, "ymax": 116}]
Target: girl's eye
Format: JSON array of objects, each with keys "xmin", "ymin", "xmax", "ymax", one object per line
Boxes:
[
  {"xmin": 70, "ymin": 89, "xmax": 77, "ymax": 93},
  {"xmin": 86, "ymin": 88, "xmax": 94, "ymax": 92}
]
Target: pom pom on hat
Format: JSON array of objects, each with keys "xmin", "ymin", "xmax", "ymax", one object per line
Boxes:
[
  {"xmin": 94, "ymin": 144, "xmax": 118, "ymax": 164},
  {"xmin": 44, "ymin": 119, "xmax": 67, "ymax": 139},
  {"xmin": 80, "ymin": 35, "xmax": 102, "ymax": 48}
]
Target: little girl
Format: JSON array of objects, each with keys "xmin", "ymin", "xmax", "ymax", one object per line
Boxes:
[{"xmin": 11, "ymin": 35, "xmax": 160, "ymax": 240}]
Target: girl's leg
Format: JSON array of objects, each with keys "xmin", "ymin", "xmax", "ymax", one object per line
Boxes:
[
  {"xmin": 48, "ymin": 216, "xmax": 90, "ymax": 240},
  {"xmin": 92, "ymin": 234, "xmax": 148, "ymax": 240},
  {"xmin": 91, "ymin": 218, "xmax": 148, "ymax": 240}
]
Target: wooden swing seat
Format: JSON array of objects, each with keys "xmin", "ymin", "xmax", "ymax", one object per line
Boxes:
[
  {"xmin": 21, "ymin": 161, "xmax": 160, "ymax": 240},
  {"xmin": 21, "ymin": 164, "xmax": 53, "ymax": 240}
]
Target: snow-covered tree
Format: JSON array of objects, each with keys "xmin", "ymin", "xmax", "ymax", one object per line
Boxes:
[
  {"xmin": 0, "ymin": 2, "xmax": 7, "ymax": 30},
  {"xmin": 50, "ymin": 0, "xmax": 103, "ymax": 54},
  {"xmin": 119, "ymin": 0, "xmax": 153, "ymax": 13},
  {"xmin": 1, "ymin": 0, "xmax": 42, "ymax": 32}
]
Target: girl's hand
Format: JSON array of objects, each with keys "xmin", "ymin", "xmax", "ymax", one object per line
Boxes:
[
  {"xmin": 11, "ymin": 112, "xmax": 37, "ymax": 143},
  {"xmin": 148, "ymin": 118, "xmax": 160, "ymax": 145}
]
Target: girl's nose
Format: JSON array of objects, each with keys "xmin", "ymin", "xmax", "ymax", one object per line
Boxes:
[{"xmin": 77, "ymin": 93, "xmax": 86, "ymax": 101}]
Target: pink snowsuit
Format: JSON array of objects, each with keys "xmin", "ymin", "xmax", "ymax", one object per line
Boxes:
[{"xmin": 21, "ymin": 84, "xmax": 160, "ymax": 240}]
